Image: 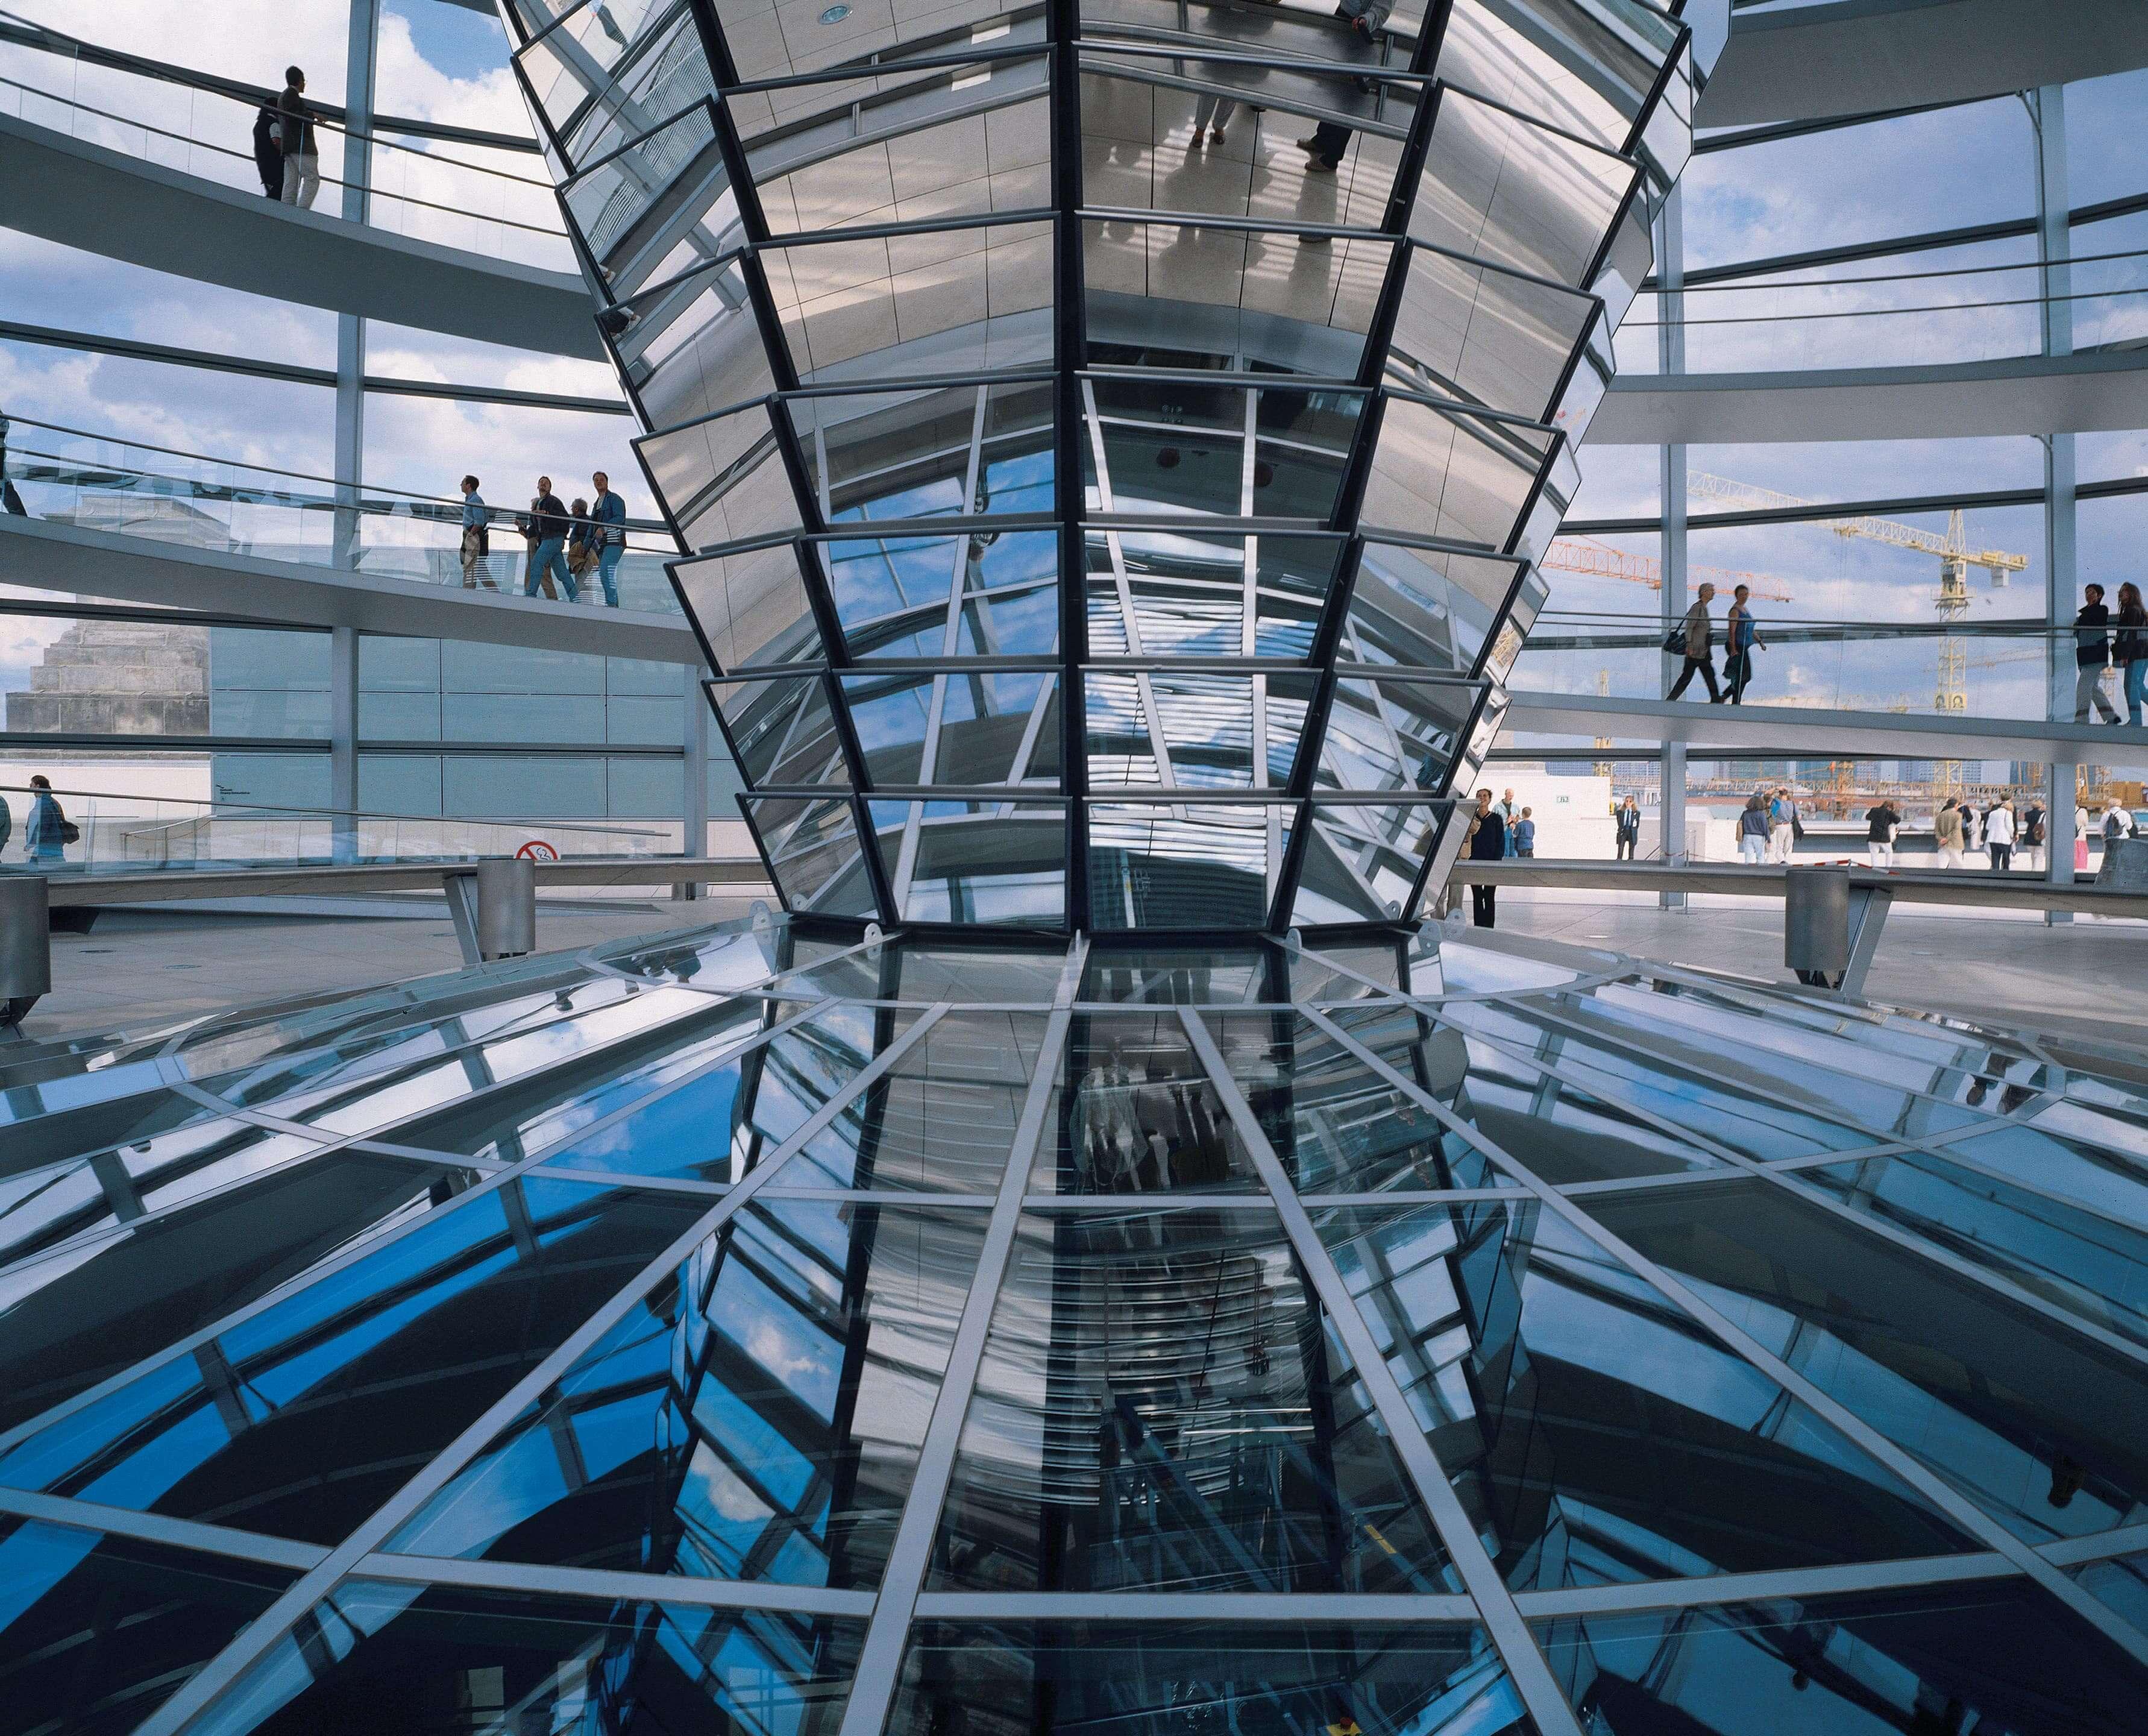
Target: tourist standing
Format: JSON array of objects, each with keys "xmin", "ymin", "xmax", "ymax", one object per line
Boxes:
[
  {"xmin": 1865, "ymin": 797, "xmax": 1900, "ymax": 868},
  {"xmin": 251, "ymin": 97, "xmax": 284, "ymax": 198},
  {"xmin": 1466, "ymin": 789, "xmax": 1505, "ymax": 928},
  {"xmin": 278, "ymin": 66, "xmax": 320, "ymax": 209},
  {"xmin": 1613, "ymin": 794, "xmax": 1641, "ymax": 861},
  {"xmin": 1513, "ymin": 808, "xmax": 1536, "ymax": 859},
  {"xmin": 590, "ymin": 471, "xmax": 627, "ymax": 609},
  {"xmin": 1986, "ymin": 796, "xmax": 2015, "ymax": 870},
  {"xmin": 1767, "ymin": 787, "xmax": 1795, "ymax": 863},
  {"xmin": 1934, "ymin": 799, "xmax": 1965, "ymax": 869},
  {"xmin": 2020, "ymin": 798, "xmax": 2046, "ymax": 870},
  {"xmin": 25, "ymin": 775, "xmax": 68, "ymax": 862},
  {"xmin": 1738, "ymin": 794, "xmax": 1770, "ymax": 864}
]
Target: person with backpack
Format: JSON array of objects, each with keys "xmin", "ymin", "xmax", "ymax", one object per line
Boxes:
[
  {"xmin": 2020, "ymin": 798, "xmax": 2046, "ymax": 870},
  {"xmin": 25, "ymin": 775, "xmax": 71, "ymax": 862}
]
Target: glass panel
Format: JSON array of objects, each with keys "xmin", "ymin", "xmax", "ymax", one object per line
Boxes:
[
  {"xmin": 841, "ymin": 671, "xmax": 1060, "ymax": 788},
  {"xmin": 537, "ymin": 1002, "xmax": 909, "ymax": 1185},
  {"xmin": 638, "ymin": 399, "xmax": 802, "ymax": 558},
  {"xmin": 1091, "ymin": 529, "xmax": 1340, "ymax": 661},
  {"xmin": 565, "ymin": 101, "xmax": 741, "ymax": 306},
  {"xmin": 715, "ymin": 675, "xmax": 850, "ymax": 790},
  {"xmin": 679, "ymin": 544, "xmax": 826, "ymax": 673},
  {"xmin": 1318, "ymin": 677, "xmax": 1481, "ymax": 793},
  {"xmin": 190, "ymin": 1580, "xmax": 864, "ymax": 1736},
  {"xmin": 1204, "ymin": 1008, "xmax": 1517, "ymax": 1193},
  {"xmin": 0, "ymin": 1147, "xmax": 483, "ymax": 1436},
  {"xmin": 1087, "ymin": 802, "xmax": 1291, "ymax": 930},
  {"xmin": 1346, "ymin": 541, "xmax": 1526, "ymax": 676},
  {"xmin": 391, "ymin": 1201, "xmax": 987, "ymax": 1586},
  {"xmin": 1315, "ymin": 1199, "xmax": 1976, "ymax": 1590},
  {"xmin": 1360, "ymin": 395, "xmax": 1554, "ymax": 553},
  {"xmin": 1084, "ymin": 221, "xmax": 1392, "ymax": 379},
  {"xmin": 1084, "ymin": 671, "xmax": 1314, "ymax": 791},
  {"xmin": 763, "ymin": 222, "xmax": 1054, "ymax": 383},
  {"xmin": 1434, "ymin": 999, "xmax": 1874, "ymax": 1163},
  {"xmin": 1799, "ymin": 1147, "xmax": 2148, "ymax": 1353},
  {"xmin": 1035, "ymin": 1010, "xmax": 1261, "ymax": 1195},
  {"xmin": 783, "ymin": 1011, "xmax": 1043, "ymax": 1192},
  {"xmin": 0, "ymin": 1178, "xmax": 709, "ymax": 1543},
  {"xmin": 888, "ymin": 1620, "xmax": 1527, "ymax": 1736},
  {"xmin": 2075, "ymin": 1550, "xmax": 2148, "ymax": 1644},
  {"xmin": 620, "ymin": 254, "xmax": 779, "ymax": 447},
  {"xmin": 1086, "ymin": 377, "xmax": 1363, "ymax": 523},
  {"xmin": 0, "ymin": 1520, "xmax": 294, "ymax": 1734},
  {"xmin": 744, "ymin": 794, "xmax": 882, "ymax": 918},
  {"xmin": 1584, "ymin": 1178, "xmax": 2148, "ymax": 1546},
  {"xmin": 1408, "ymin": 87, "xmax": 1638, "ymax": 290},
  {"xmin": 1324, "ymin": 1004, "xmax": 1731, "ymax": 1184},
  {"xmin": 1081, "ymin": 948, "xmax": 1274, "ymax": 1005},
  {"xmin": 1534, "ymin": 1582, "xmax": 2148, "ymax": 1735},
  {"xmin": 931, "ymin": 1206, "xmax": 1452, "ymax": 1592},
  {"xmin": 1393, "ymin": 245, "xmax": 1598, "ymax": 424},
  {"xmin": 1293, "ymin": 802, "xmax": 1448, "ymax": 926},
  {"xmin": 881, "ymin": 804, "xmax": 1071, "ymax": 925}
]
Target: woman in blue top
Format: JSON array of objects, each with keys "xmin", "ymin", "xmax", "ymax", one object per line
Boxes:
[
  {"xmin": 589, "ymin": 471, "xmax": 627, "ymax": 609},
  {"xmin": 1723, "ymin": 582, "xmax": 1765, "ymax": 704},
  {"xmin": 25, "ymin": 775, "xmax": 66, "ymax": 861}
]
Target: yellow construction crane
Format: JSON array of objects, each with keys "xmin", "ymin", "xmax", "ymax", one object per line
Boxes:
[
  {"xmin": 1543, "ymin": 536, "xmax": 1795, "ymax": 602},
  {"xmin": 1686, "ymin": 473, "xmax": 2029, "ymax": 799}
]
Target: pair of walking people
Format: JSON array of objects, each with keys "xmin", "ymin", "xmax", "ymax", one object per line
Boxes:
[
  {"xmin": 457, "ymin": 474, "xmax": 627, "ymax": 606},
  {"xmin": 1666, "ymin": 582, "xmax": 1767, "ymax": 703}
]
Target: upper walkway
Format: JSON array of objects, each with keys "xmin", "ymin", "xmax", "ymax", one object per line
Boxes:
[
  {"xmin": 1698, "ymin": 0, "xmax": 2148, "ymax": 128},
  {"xmin": 0, "ymin": 515, "xmax": 700, "ymax": 664},
  {"xmin": 0, "ymin": 110, "xmax": 603, "ymax": 360},
  {"xmin": 1506, "ymin": 689, "xmax": 2148, "ymax": 770}
]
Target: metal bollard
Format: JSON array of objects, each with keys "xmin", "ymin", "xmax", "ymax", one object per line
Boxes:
[
  {"xmin": 1783, "ymin": 864, "xmax": 1850, "ymax": 988},
  {"xmin": 475, "ymin": 857, "xmax": 537, "ymax": 960},
  {"xmin": 0, "ymin": 876, "xmax": 51, "ymax": 1027}
]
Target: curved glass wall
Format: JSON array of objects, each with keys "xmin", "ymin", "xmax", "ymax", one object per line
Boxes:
[{"xmin": 509, "ymin": 0, "xmax": 1703, "ymax": 932}]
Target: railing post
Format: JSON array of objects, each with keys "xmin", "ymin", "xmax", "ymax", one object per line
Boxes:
[{"xmin": 0, "ymin": 876, "xmax": 52, "ymax": 1029}]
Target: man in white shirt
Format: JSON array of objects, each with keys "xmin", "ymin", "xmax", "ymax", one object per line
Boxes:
[{"xmin": 1984, "ymin": 796, "xmax": 2015, "ymax": 870}]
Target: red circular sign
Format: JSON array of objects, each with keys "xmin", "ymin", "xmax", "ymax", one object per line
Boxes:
[{"xmin": 516, "ymin": 840, "xmax": 560, "ymax": 861}]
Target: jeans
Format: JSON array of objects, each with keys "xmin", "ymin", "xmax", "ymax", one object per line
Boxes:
[
  {"xmin": 1667, "ymin": 656, "xmax": 1721, "ymax": 701},
  {"xmin": 1471, "ymin": 884, "xmax": 1496, "ymax": 928},
  {"xmin": 527, "ymin": 536, "xmax": 577, "ymax": 602},
  {"xmin": 2076, "ymin": 663, "xmax": 2120, "ymax": 723},
  {"xmin": 596, "ymin": 542, "xmax": 623, "ymax": 608},
  {"xmin": 1741, "ymin": 835, "xmax": 1766, "ymax": 864},
  {"xmin": 2125, "ymin": 658, "xmax": 2147, "ymax": 726},
  {"xmin": 281, "ymin": 152, "xmax": 321, "ymax": 208}
]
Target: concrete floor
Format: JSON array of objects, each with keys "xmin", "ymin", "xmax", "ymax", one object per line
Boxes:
[
  {"xmin": 1503, "ymin": 890, "xmax": 2148, "ymax": 1040},
  {"xmin": 17, "ymin": 888, "xmax": 2148, "ymax": 1046}
]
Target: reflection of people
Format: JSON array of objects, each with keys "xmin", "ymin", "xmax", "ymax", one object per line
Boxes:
[
  {"xmin": 1192, "ymin": 92, "xmax": 1238, "ymax": 146},
  {"xmin": 1298, "ymin": 123, "xmax": 1351, "ymax": 173}
]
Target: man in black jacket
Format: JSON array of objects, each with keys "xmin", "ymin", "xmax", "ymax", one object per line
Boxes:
[
  {"xmin": 2075, "ymin": 583, "xmax": 2121, "ymax": 723},
  {"xmin": 251, "ymin": 100, "xmax": 283, "ymax": 198},
  {"xmin": 1465, "ymin": 788, "xmax": 1506, "ymax": 928},
  {"xmin": 523, "ymin": 476, "xmax": 578, "ymax": 601},
  {"xmin": 278, "ymin": 66, "xmax": 320, "ymax": 209}
]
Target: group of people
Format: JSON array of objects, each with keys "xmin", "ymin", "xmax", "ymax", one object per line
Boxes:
[
  {"xmin": 1666, "ymin": 582, "xmax": 1768, "ymax": 703},
  {"xmin": 250, "ymin": 66, "xmax": 322, "ymax": 209},
  {"xmin": 1460, "ymin": 788, "xmax": 1537, "ymax": 928},
  {"xmin": 1735, "ymin": 787, "xmax": 1805, "ymax": 864},
  {"xmin": 2071, "ymin": 582, "xmax": 2148, "ymax": 727},
  {"xmin": 1863, "ymin": 793, "xmax": 2137, "ymax": 870},
  {"xmin": 457, "ymin": 474, "xmax": 629, "ymax": 607}
]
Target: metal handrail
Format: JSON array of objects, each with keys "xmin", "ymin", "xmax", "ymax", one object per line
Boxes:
[{"xmin": 0, "ymin": 782, "xmax": 671, "ymax": 844}]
